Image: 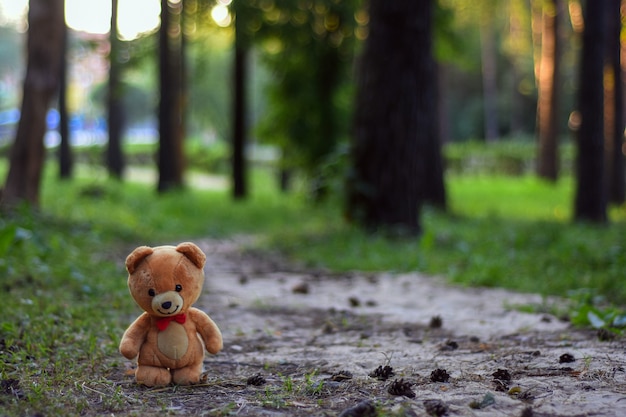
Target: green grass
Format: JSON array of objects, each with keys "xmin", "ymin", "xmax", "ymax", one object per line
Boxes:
[
  {"xmin": 1, "ymin": 159, "xmax": 626, "ymax": 414},
  {"xmin": 268, "ymin": 173, "xmax": 626, "ymax": 307},
  {"xmin": 0, "ymin": 164, "xmax": 320, "ymax": 415}
]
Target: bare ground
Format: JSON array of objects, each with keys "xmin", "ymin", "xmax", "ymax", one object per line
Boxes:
[{"xmin": 115, "ymin": 238, "xmax": 626, "ymax": 416}]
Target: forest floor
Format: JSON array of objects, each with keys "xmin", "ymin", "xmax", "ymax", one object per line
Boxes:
[{"xmin": 114, "ymin": 238, "xmax": 626, "ymax": 416}]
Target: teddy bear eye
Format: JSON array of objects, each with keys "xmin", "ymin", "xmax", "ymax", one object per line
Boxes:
[
  {"xmin": 175, "ymin": 284, "xmax": 182, "ymax": 292},
  {"xmin": 148, "ymin": 289, "xmax": 156, "ymax": 297}
]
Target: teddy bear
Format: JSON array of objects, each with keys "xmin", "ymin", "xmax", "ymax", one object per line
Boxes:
[{"xmin": 119, "ymin": 242, "xmax": 223, "ymax": 387}]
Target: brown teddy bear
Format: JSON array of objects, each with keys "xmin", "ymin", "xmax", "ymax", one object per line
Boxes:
[{"xmin": 119, "ymin": 242, "xmax": 223, "ymax": 387}]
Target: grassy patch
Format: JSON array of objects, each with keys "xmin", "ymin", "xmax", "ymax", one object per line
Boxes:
[
  {"xmin": 0, "ymin": 207, "xmax": 131, "ymax": 415},
  {"xmin": 0, "ymin": 164, "xmax": 320, "ymax": 415},
  {"xmin": 2, "ymin": 159, "xmax": 626, "ymax": 414},
  {"xmin": 269, "ymin": 174, "xmax": 626, "ymax": 308}
]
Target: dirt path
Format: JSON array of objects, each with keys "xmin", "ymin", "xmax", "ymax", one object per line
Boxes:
[{"xmin": 123, "ymin": 238, "xmax": 626, "ymax": 416}]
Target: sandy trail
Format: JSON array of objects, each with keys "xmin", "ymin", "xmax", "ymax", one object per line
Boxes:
[{"xmin": 192, "ymin": 238, "xmax": 626, "ymax": 416}]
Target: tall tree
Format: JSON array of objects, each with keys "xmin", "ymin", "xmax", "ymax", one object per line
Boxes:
[
  {"xmin": 58, "ymin": 15, "xmax": 73, "ymax": 179},
  {"xmin": 536, "ymin": 0, "xmax": 564, "ymax": 181},
  {"xmin": 232, "ymin": 2, "xmax": 248, "ymax": 199},
  {"xmin": 158, "ymin": 0, "xmax": 185, "ymax": 192},
  {"xmin": 107, "ymin": 0, "xmax": 125, "ymax": 179},
  {"xmin": 346, "ymin": 0, "xmax": 445, "ymax": 235},
  {"xmin": 242, "ymin": 0, "xmax": 360, "ymax": 198},
  {"xmin": 605, "ymin": 0, "xmax": 625, "ymax": 205},
  {"xmin": 574, "ymin": 0, "xmax": 608, "ymax": 222},
  {"xmin": 2, "ymin": 0, "xmax": 65, "ymax": 209}
]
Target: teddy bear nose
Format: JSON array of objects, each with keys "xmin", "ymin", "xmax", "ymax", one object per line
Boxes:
[{"xmin": 161, "ymin": 301, "xmax": 172, "ymax": 309}]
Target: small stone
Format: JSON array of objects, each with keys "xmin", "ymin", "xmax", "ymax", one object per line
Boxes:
[
  {"xmin": 292, "ymin": 282, "xmax": 309, "ymax": 294},
  {"xmin": 423, "ymin": 399, "xmax": 448, "ymax": 416},
  {"xmin": 338, "ymin": 400, "xmax": 377, "ymax": 417},
  {"xmin": 429, "ymin": 315, "xmax": 443, "ymax": 328},
  {"xmin": 330, "ymin": 370, "xmax": 353, "ymax": 382},
  {"xmin": 440, "ymin": 340, "xmax": 458, "ymax": 351},
  {"xmin": 348, "ymin": 297, "xmax": 361, "ymax": 307}
]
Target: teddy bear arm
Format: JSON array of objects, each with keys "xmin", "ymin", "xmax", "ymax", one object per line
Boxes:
[
  {"xmin": 119, "ymin": 313, "xmax": 151, "ymax": 359},
  {"xmin": 189, "ymin": 308, "xmax": 223, "ymax": 354}
]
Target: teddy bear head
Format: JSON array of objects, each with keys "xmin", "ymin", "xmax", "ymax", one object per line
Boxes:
[{"xmin": 125, "ymin": 242, "xmax": 207, "ymax": 317}]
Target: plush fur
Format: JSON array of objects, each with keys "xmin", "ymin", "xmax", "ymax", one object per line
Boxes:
[{"xmin": 119, "ymin": 242, "xmax": 223, "ymax": 387}]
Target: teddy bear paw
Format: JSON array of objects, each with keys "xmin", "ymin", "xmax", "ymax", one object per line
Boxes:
[
  {"xmin": 172, "ymin": 366, "xmax": 202, "ymax": 385},
  {"xmin": 136, "ymin": 366, "xmax": 172, "ymax": 387}
]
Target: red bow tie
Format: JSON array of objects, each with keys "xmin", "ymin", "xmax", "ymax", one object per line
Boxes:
[{"xmin": 155, "ymin": 313, "xmax": 186, "ymax": 331}]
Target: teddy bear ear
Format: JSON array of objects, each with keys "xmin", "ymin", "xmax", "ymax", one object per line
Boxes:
[
  {"xmin": 126, "ymin": 246, "xmax": 154, "ymax": 274},
  {"xmin": 176, "ymin": 242, "xmax": 206, "ymax": 269}
]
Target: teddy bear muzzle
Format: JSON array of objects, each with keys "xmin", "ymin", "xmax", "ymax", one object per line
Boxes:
[{"xmin": 152, "ymin": 291, "xmax": 184, "ymax": 316}]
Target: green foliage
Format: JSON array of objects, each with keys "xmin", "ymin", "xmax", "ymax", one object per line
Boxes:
[
  {"xmin": 0, "ymin": 164, "xmax": 320, "ymax": 415},
  {"xmin": 185, "ymin": 138, "xmax": 230, "ymax": 173},
  {"xmin": 236, "ymin": 0, "xmax": 362, "ymax": 185},
  {"xmin": 444, "ymin": 139, "xmax": 576, "ymax": 176},
  {"xmin": 566, "ymin": 289, "xmax": 626, "ymax": 335},
  {"xmin": 3, "ymin": 152, "xmax": 626, "ymax": 414},
  {"xmin": 0, "ymin": 206, "xmax": 131, "ymax": 415},
  {"xmin": 269, "ymin": 173, "xmax": 626, "ymax": 307}
]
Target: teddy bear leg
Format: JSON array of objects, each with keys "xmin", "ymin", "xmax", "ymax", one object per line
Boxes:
[
  {"xmin": 136, "ymin": 365, "xmax": 172, "ymax": 387},
  {"xmin": 171, "ymin": 361, "xmax": 203, "ymax": 385}
]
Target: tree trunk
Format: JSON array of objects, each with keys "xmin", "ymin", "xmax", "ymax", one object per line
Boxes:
[
  {"xmin": 536, "ymin": 0, "xmax": 563, "ymax": 181},
  {"xmin": 574, "ymin": 1, "xmax": 608, "ymax": 222},
  {"xmin": 347, "ymin": 0, "xmax": 444, "ymax": 235},
  {"xmin": 2, "ymin": 0, "xmax": 65, "ymax": 209},
  {"xmin": 59, "ymin": 18, "xmax": 73, "ymax": 179},
  {"xmin": 107, "ymin": 0, "xmax": 125, "ymax": 180},
  {"xmin": 232, "ymin": 7, "xmax": 247, "ymax": 200},
  {"xmin": 605, "ymin": 0, "xmax": 625, "ymax": 205},
  {"xmin": 158, "ymin": 0, "xmax": 185, "ymax": 192}
]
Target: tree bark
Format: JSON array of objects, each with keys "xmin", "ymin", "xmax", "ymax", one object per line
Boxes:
[
  {"xmin": 536, "ymin": 0, "xmax": 563, "ymax": 181},
  {"xmin": 107, "ymin": 0, "xmax": 125, "ymax": 179},
  {"xmin": 232, "ymin": 7, "xmax": 247, "ymax": 200},
  {"xmin": 605, "ymin": 0, "xmax": 625, "ymax": 205},
  {"xmin": 347, "ymin": 0, "xmax": 444, "ymax": 235},
  {"xmin": 59, "ymin": 17, "xmax": 73, "ymax": 179},
  {"xmin": 158, "ymin": 0, "xmax": 185, "ymax": 192},
  {"xmin": 574, "ymin": 1, "xmax": 608, "ymax": 222},
  {"xmin": 2, "ymin": 0, "xmax": 65, "ymax": 209}
]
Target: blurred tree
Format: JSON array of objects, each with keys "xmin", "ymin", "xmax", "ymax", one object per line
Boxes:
[
  {"xmin": 479, "ymin": 2, "xmax": 499, "ymax": 142},
  {"xmin": 346, "ymin": 0, "xmax": 445, "ymax": 235},
  {"xmin": 536, "ymin": 0, "xmax": 564, "ymax": 181},
  {"xmin": 439, "ymin": 0, "xmax": 541, "ymax": 141},
  {"xmin": 158, "ymin": 0, "xmax": 185, "ymax": 192},
  {"xmin": 58, "ymin": 15, "xmax": 72, "ymax": 179},
  {"xmin": 238, "ymin": 0, "xmax": 361, "ymax": 198},
  {"xmin": 604, "ymin": 0, "xmax": 625, "ymax": 205},
  {"xmin": 574, "ymin": 0, "xmax": 608, "ymax": 222},
  {"xmin": 2, "ymin": 0, "xmax": 65, "ymax": 209},
  {"xmin": 232, "ymin": 0, "xmax": 249, "ymax": 199},
  {"xmin": 107, "ymin": 0, "xmax": 125, "ymax": 179},
  {"xmin": 504, "ymin": 0, "xmax": 533, "ymax": 136}
]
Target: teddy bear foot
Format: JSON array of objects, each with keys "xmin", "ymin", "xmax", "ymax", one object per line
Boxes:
[
  {"xmin": 172, "ymin": 365, "xmax": 202, "ymax": 385},
  {"xmin": 136, "ymin": 365, "xmax": 172, "ymax": 387}
]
